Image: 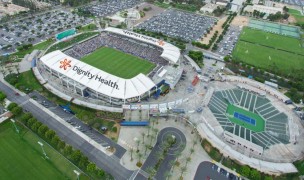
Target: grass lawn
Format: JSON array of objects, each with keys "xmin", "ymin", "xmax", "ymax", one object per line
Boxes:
[
  {"xmin": 232, "ymin": 41, "xmax": 304, "ymax": 76},
  {"xmin": 0, "ymin": 120, "xmax": 87, "ymax": 180},
  {"xmin": 81, "ymin": 47, "xmax": 155, "ymax": 79},
  {"xmin": 154, "ymin": 2, "xmax": 171, "ymax": 8},
  {"xmin": 226, "ymin": 104, "xmax": 265, "ymax": 132},
  {"xmin": 289, "ymin": 9, "xmax": 304, "ymax": 25},
  {"xmin": 18, "ymin": 70, "xmax": 44, "ymax": 91},
  {"xmin": 79, "ymin": 23, "xmax": 97, "ymax": 32},
  {"xmin": 294, "ymin": 160, "xmax": 304, "ymax": 175},
  {"xmin": 240, "ymin": 27, "xmax": 303, "ymax": 55},
  {"xmin": 13, "ymin": 39, "xmax": 55, "ymax": 58}
]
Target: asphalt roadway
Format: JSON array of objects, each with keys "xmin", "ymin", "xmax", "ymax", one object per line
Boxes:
[
  {"xmin": 139, "ymin": 127, "xmax": 186, "ymax": 180},
  {"xmin": 0, "ymin": 81, "xmax": 133, "ymax": 180}
]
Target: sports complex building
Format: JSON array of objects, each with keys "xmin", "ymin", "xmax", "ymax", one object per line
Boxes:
[{"xmin": 37, "ymin": 27, "xmax": 182, "ymax": 105}]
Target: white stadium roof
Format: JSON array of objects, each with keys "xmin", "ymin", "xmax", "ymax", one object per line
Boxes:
[
  {"xmin": 104, "ymin": 27, "xmax": 180, "ymax": 64},
  {"xmin": 40, "ymin": 50, "xmax": 156, "ymax": 100}
]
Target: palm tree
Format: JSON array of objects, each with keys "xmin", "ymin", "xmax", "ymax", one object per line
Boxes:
[
  {"xmin": 174, "ymin": 150, "xmax": 182, "ymax": 163},
  {"xmin": 192, "ymin": 140, "xmax": 198, "ymax": 148},
  {"xmin": 164, "ymin": 170, "xmax": 172, "ymax": 180},
  {"xmin": 150, "ymin": 118, "xmax": 156, "ymax": 126},
  {"xmin": 130, "ymin": 148, "xmax": 134, "ymax": 161},
  {"xmin": 152, "ymin": 127, "xmax": 159, "ymax": 137},
  {"xmin": 154, "ymin": 150, "xmax": 165, "ymax": 161},
  {"xmin": 136, "ymin": 152, "xmax": 143, "ymax": 163},
  {"xmin": 144, "ymin": 143, "xmax": 149, "ymax": 155},
  {"xmin": 135, "ymin": 139, "xmax": 140, "ymax": 151},
  {"xmin": 147, "ymin": 125, "xmax": 151, "ymax": 137},
  {"xmin": 141, "ymin": 132, "xmax": 146, "ymax": 144},
  {"xmin": 146, "ymin": 166, "xmax": 156, "ymax": 180},
  {"xmin": 185, "ymin": 157, "xmax": 191, "ymax": 166},
  {"xmin": 169, "ymin": 160, "xmax": 176, "ymax": 172},
  {"xmin": 179, "ymin": 165, "xmax": 187, "ymax": 179},
  {"xmin": 149, "ymin": 134, "xmax": 155, "ymax": 146},
  {"xmin": 15, "ymin": 64, "xmax": 20, "ymax": 75},
  {"xmin": 190, "ymin": 148, "xmax": 195, "ymax": 155}
]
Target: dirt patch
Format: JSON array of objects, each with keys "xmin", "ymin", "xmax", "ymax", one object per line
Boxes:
[
  {"xmin": 105, "ymin": 123, "xmax": 121, "ymax": 141},
  {"xmin": 200, "ymin": 16, "xmax": 227, "ymax": 44},
  {"xmin": 231, "ymin": 15, "xmax": 249, "ymax": 27},
  {"xmin": 288, "ymin": 15, "xmax": 297, "ymax": 24},
  {"xmin": 204, "ymin": 143, "xmax": 211, "ymax": 153},
  {"xmin": 134, "ymin": 2, "xmax": 166, "ymax": 25}
]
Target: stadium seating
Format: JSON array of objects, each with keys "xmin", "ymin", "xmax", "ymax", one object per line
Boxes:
[{"xmin": 208, "ymin": 88, "xmax": 290, "ymax": 149}]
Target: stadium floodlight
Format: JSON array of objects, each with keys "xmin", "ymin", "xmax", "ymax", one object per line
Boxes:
[
  {"xmin": 73, "ymin": 170, "xmax": 80, "ymax": 180},
  {"xmin": 38, "ymin": 141, "xmax": 48, "ymax": 159},
  {"xmin": 10, "ymin": 119, "xmax": 19, "ymax": 133}
]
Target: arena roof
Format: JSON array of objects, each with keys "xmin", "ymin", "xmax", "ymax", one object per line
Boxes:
[
  {"xmin": 104, "ymin": 27, "xmax": 180, "ymax": 64},
  {"xmin": 40, "ymin": 50, "xmax": 156, "ymax": 100}
]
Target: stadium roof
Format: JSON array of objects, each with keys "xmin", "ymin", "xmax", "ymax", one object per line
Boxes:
[
  {"xmin": 104, "ymin": 27, "xmax": 180, "ymax": 64},
  {"xmin": 40, "ymin": 50, "xmax": 156, "ymax": 100}
]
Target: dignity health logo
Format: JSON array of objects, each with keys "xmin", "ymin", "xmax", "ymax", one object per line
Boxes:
[
  {"xmin": 58, "ymin": 58, "xmax": 119, "ymax": 90},
  {"xmin": 59, "ymin": 58, "xmax": 71, "ymax": 70}
]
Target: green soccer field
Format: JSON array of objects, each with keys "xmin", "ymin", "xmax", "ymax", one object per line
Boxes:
[
  {"xmin": 0, "ymin": 121, "xmax": 87, "ymax": 180},
  {"xmin": 81, "ymin": 47, "xmax": 156, "ymax": 79},
  {"xmin": 232, "ymin": 41, "xmax": 304, "ymax": 77},
  {"xmin": 226, "ymin": 104, "xmax": 265, "ymax": 132},
  {"xmin": 239, "ymin": 27, "xmax": 303, "ymax": 55}
]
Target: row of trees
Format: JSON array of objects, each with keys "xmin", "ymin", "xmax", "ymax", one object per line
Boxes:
[
  {"xmin": 8, "ymin": 103, "xmax": 112, "ymax": 179},
  {"xmin": 0, "ymin": 91, "xmax": 6, "ymax": 103},
  {"xmin": 188, "ymin": 50, "xmax": 204, "ymax": 67},
  {"xmin": 212, "ymin": 13, "xmax": 237, "ymax": 51},
  {"xmin": 192, "ymin": 30, "xmax": 218, "ymax": 50}
]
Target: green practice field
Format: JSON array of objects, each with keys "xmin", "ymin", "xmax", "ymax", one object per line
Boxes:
[
  {"xmin": 240, "ymin": 27, "xmax": 303, "ymax": 55},
  {"xmin": 81, "ymin": 47, "xmax": 155, "ymax": 79},
  {"xmin": 226, "ymin": 104, "xmax": 265, "ymax": 132},
  {"xmin": 0, "ymin": 120, "xmax": 86, "ymax": 180},
  {"xmin": 232, "ymin": 27, "xmax": 304, "ymax": 77}
]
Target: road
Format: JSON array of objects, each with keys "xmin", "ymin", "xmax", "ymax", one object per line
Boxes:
[{"xmin": 0, "ymin": 81, "xmax": 133, "ymax": 180}]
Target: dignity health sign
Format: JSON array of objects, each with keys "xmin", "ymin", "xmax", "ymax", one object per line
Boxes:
[{"xmin": 59, "ymin": 58, "xmax": 119, "ymax": 90}]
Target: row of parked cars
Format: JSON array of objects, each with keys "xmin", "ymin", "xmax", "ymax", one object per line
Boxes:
[{"xmin": 212, "ymin": 163, "xmax": 239, "ymax": 180}]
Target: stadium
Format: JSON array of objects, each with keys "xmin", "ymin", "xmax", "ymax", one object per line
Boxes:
[
  {"xmin": 199, "ymin": 75, "xmax": 303, "ymax": 163},
  {"xmin": 36, "ymin": 27, "xmax": 182, "ymax": 106}
]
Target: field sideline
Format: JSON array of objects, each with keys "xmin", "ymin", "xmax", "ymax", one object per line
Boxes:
[
  {"xmin": 81, "ymin": 47, "xmax": 156, "ymax": 79},
  {"xmin": 0, "ymin": 120, "xmax": 87, "ymax": 180}
]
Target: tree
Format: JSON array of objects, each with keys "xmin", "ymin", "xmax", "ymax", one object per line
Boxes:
[
  {"xmin": 45, "ymin": 129, "xmax": 55, "ymax": 140},
  {"xmin": 7, "ymin": 102, "xmax": 17, "ymax": 111},
  {"xmin": 31, "ymin": 121, "xmax": 42, "ymax": 132},
  {"xmin": 27, "ymin": 117, "xmax": 37, "ymax": 127},
  {"xmin": 87, "ymin": 162, "xmax": 96, "ymax": 173},
  {"xmin": 144, "ymin": 144, "xmax": 150, "ymax": 155},
  {"xmin": 250, "ymin": 169, "xmax": 261, "ymax": 180},
  {"xmin": 190, "ymin": 148, "xmax": 195, "ymax": 155},
  {"xmin": 185, "ymin": 157, "xmax": 191, "ymax": 166},
  {"xmin": 64, "ymin": 145, "xmax": 73, "ymax": 156},
  {"xmin": 0, "ymin": 91, "xmax": 6, "ymax": 102},
  {"xmin": 71, "ymin": 150, "xmax": 82, "ymax": 163},
  {"xmin": 20, "ymin": 113, "xmax": 32, "ymax": 123},
  {"xmin": 146, "ymin": 166, "xmax": 156, "ymax": 179},
  {"xmin": 38, "ymin": 125, "xmax": 48, "ymax": 136},
  {"xmin": 96, "ymin": 168, "xmax": 105, "ymax": 177},
  {"xmin": 130, "ymin": 148, "xmax": 134, "ymax": 161},
  {"xmin": 78, "ymin": 155, "xmax": 89, "ymax": 169},
  {"xmin": 179, "ymin": 165, "xmax": 187, "ymax": 178},
  {"xmin": 57, "ymin": 140, "xmax": 66, "ymax": 150},
  {"xmin": 136, "ymin": 152, "xmax": 143, "ymax": 163},
  {"xmin": 240, "ymin": 165, "xmax": 250, "ymax": 177},
  {"xmin": 141, "ymin": 132, "xmax": 146, "ymax": 143},
  {"xmin": 51, "ymin": 135, "xmax": 60, "ymax": 146}
]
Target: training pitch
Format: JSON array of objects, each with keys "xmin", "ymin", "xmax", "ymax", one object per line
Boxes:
[
  {"xmin": 81, "ymin": 47, "xmax": 156, "ymax": 79},
  {"xmin": 226, "ymin": 104, "xmax": 265, "ymax": 132},
  {"xmin": 0, "ymin": 121, "xmax": 85, "ymax": 180},
  {"xmin": 232, "ymin": 27, "xmax": 304, "ymax": 77}
]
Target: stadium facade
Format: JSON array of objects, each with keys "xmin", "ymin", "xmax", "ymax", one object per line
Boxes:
[{"xmin": 37, "ymin": 28, "xmax": 181, "ymax": 105}]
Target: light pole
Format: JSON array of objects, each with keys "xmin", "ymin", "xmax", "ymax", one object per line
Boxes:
[
  {"xmin": 38, "ymin": 141, "xmax": 48, "ymax": 159},
  {"xmin": 10, "ymin": 119, "xmax": 19, "ymax": 133},
  {"xmin": 73, "ymin": 170, "xmax": 80, "ymax": 180}
]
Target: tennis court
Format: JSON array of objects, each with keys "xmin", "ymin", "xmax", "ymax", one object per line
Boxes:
[{"xmin": 226, "ymin": 104, "xmax": 265, "ymax": 132}]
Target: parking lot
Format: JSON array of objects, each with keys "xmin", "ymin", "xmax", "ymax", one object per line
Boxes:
[
  {"xmin": 136, "ymin": 9, "xmax": 217, "ymax": 42},
  {"xmin": 28, "ymin": 91, "xmax": 126, "ymax": 158},
  {"xmin": 83, "ymin": 0, "xmax": 140, "ymax": 17},
  {"xmin": 0, "ymin": 10, "xmax": 92, "ymax": 54},
  {"xmin": 216, "ymin": 25, "xmax": 241, "ymax": 56},
  {"xmin": 194, "ymin": 161, "xmax": 239, "ymax": 180}
]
